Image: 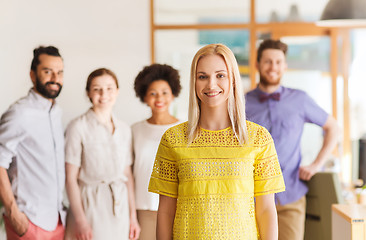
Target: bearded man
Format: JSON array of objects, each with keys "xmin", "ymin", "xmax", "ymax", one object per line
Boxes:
[
  {"xmin": 0, "ymin": 46, "xmax": 66, "ymax": 240},
  {"xmin": 245, "ymin": 39, "xmax": 340, "ymax": 240}
]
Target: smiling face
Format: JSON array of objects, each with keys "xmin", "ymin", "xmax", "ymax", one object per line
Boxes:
[
  {"xmin": 195, "ymin": 54, "xmax": 230, "ymax": 110},
  {"xmin": 30, "ymin": 54, "xmax": 64, "ymax": 100},
  {"xmin": 144, "ymin": 80, "xmax": 174, "ymax": 114},
  {"xmin": 87, "ymin": 74, "xmax": 119, "ymax": 111},
  {"xmin": 257, "ymin": 49, "xmax": 287, "ymax": 87}
]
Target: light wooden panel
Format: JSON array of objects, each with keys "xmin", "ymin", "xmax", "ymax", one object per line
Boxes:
[
  {"xmin": 249, "ymin": 0, "xmax": 257, "ymax": 89},
  {"xmin": 330, "ymin": 28, "xmax": 338, "ymax": 119},
  {"xmin": 341, "ymin": 29, "xmax": 351, "ymax": 183},
  {"xmin": 150, "ymin": 0, "xmax": 155, "ymax": 63}
]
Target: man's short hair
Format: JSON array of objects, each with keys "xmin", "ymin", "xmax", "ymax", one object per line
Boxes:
[
  {"xmin": 257, "ymin": 39, "xmax": 288, "ymax": 62},
  {"xmin": 30, "ymin": 46, "xmax": 62, "ymax": 71}
]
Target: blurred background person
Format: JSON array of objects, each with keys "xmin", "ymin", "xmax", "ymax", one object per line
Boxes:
[
  {"xmin": 132, "ymin": 63, "xmax": 181, "ymax": 240},
  {"xmin": 64, "ymin": 68, "xmax": 140, "ymax": 240},
  {"xmin": 246, "ymin": 39, "xmax": 339, "ymax": 240},
  {"xmin": 0, "ymin": 46, "xmax": 66, "ymax": 240}
]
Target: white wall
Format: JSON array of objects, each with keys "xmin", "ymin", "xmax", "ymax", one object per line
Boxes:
[{"xmin": 0, "ymin": 0, "xmax": 151, "ymax": 127}]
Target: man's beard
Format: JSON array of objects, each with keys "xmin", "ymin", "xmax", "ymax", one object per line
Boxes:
[
  {"xmin": 259, "ymin": 74, "xmax": 281, "ymax": 87},
  {"xmin": 35, "ymin": 76, "xmax": 62, "ymax": 99}
]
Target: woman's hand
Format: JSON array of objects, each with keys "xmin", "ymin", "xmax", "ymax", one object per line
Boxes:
[
  {"xmin": 74, "ymin": 219, "xmax": 93, "ymax": 240},
  {"xmin": 129, "ymin": 216, "xmax": 140, "ymax": 240}
]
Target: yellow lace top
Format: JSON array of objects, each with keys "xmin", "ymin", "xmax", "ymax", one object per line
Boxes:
[{"xmin": 148, "ymin": 121, "xmax": 285, "ymax": 239}]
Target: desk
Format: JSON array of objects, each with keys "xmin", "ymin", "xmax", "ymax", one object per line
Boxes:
[{"xmin": 332, "ymin": 204, "xmax": 366, "ymax": 240}]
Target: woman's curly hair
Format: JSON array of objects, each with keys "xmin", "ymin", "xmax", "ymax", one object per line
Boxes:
[{"xmin": 134, "ymin": 63, "xmax": 182, "ymax": 103}]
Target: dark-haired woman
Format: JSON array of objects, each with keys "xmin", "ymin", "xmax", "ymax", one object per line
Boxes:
[{"xmin": 132, "ymin": 64, "xmax": 181, "ymax": 240}]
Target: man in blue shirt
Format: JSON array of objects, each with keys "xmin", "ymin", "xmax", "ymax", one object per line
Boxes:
[{"xmin": 246, "ymin": 39, "xmax": 340, "ymax": 240}]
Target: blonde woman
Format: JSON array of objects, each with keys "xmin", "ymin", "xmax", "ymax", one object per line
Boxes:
[
  {"xmin": 148, "ymin": 44, "xmax": 285, "ymax": 239},
  {"xmin": 132, "ymin": 64, "xmax": 181, "ymax": 240},
  {"xmin": 65, "ymin": 68, "xmax": 140, "ymax": 240}
]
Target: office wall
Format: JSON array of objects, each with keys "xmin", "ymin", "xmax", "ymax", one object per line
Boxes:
[{"xmin": 0, "ymin": 0, "xmax": 151, "ymax": 126}]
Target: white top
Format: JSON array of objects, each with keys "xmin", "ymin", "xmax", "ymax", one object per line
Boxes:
[
  {"xmin": 0, "ymin": 89, "xmax": 66, "ymax": 231},
  {"xmin": 132, "ymin": 120, "xmax": 179, "ymax": 211}
]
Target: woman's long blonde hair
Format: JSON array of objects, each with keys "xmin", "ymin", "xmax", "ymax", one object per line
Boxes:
[{"xmin": 187, "ymin": 43, "xmax": 248, "ymax": 144}]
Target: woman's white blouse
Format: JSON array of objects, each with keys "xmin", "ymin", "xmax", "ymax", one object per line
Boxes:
[{"xmin": 132, "ymin": 120, "xmax": 179, "ymax": 211}]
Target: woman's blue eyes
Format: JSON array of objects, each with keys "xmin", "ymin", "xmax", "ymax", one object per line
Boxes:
[{"xmin": 198, "ymin": 74, "xmax": 225, "ymax": 79}]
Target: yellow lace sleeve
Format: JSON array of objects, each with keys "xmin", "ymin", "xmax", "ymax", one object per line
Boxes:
[
  {"xmin": 253, "ymin": 126, "xmax": 285, "ymax": 196},
  {"xmin": 148, "ymin": 131, "xmax": 179, "ymax": 198}
]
